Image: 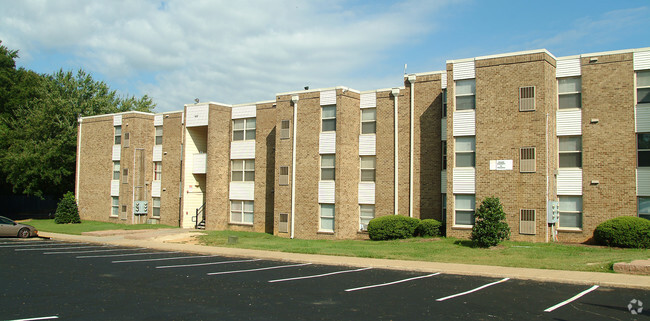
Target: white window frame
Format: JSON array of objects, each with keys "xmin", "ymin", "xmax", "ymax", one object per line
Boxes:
[
  {"xmin": 231, "ymin": 159, "xmax": 255, "ymax": 182},
  {"xmin": 152, "ymin": 197, "xmax": 160, "ymax": 218},
  {"xmin": 558, "ymin": 196, "xmax": 582, "ymax": 230},
  {"xmin": 454, "ymin": 194, "xmax": 475, "ymax": 227},
  {"xmin": 155, "ymin": 126, "xmax": 163, "ymax": 145},
  {"xmin": 455, "ymin": 136, "xmax": 475, "ymax": 168},
  {"xmin": 558, "ymin": 77, "xmax": 582, "ymax": 109},
  {"xmin": 361, "ymin": 108, "xmax": 376, "ymax": 134},
  {"xmin": 111, "ymin": 196, "xmax": 119, "ymax": 217},
  {"xmin": 320, "ymin": 203, "xmax": 335, "ymax": 232},
  {"xmin": 559, "ymin": 136, "xmax": 582, "ymax": 168},
  {"xmin": 360, "ymin": 156, "xmax": 376, "ymax": 182},
  {"xmin": 114, "ymin": 126, "xmax": 122, "ymax": 145},
  {"xmin": 637, "ymin": 70, "xmax": 650, "ymax": 104},
  {"xmin": 455, "ymin": 79, "xmax": 476, "ymax": 110},
  {"xmin": 359, "ymin": 204, "xmax": 374, "ymax": 231},
  {"xmin": 153, "ymin": 161, "xmax": 162, "ymax": 181},
  {"xmin": 639, "ymin": 197, "xmax": 650, "ymax": 220},
  {"xmin": 230, "ymin": 200, "xmax": 254, "ymax": 224},
  {"xmin": 233, "ymin": 118, "xmax": 256, "ymax": 141},
  {"xmin": 321, "ymin": 105, "xmax": 336, "ymax": 132},
  {"xmin": 113, "ymin": 161, "xmax": 120, "ymax": 180},
  {"xmin": 321, "ymin": 154, "xmax": 335, "ymax": 181},
  {"xmin": 638, "ymin": 133, "xmax": 650, "ymax": 168}
]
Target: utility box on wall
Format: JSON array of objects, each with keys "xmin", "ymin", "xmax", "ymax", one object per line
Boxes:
[{"xmin": 547, "ymin": 201, "xmax": 559, "ymax": 224}]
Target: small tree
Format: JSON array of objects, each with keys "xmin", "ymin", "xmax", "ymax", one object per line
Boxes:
[
  {"xmin": 54, "ymin": 191, "xmax": 81, "ymax": 224},
  {"xmin": 471, "ymin": 197, "xmax": 510, "ymax": 247}
]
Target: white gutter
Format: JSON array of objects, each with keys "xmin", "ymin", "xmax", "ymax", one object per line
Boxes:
[
  {"xmin": 545, "ymin": 112, "xmax": 549, "ymax": 243},
  {"xmin": 75, "ymin": 116, "xmax": 82, "ymax": 204},
  {"xmin": 391, "ymin": 88, "xmax": 400, "ymax": 215},
  {"xmin": 407, "ymin": 75, "xmax": 416, "ymax": 218},
  {"xmin": 290, "ymin": 95, "xmax": 299, "ymax": 238},
  {"xmin": 131, "ymin": 147, "xmax": 136, "ymax": 224}
]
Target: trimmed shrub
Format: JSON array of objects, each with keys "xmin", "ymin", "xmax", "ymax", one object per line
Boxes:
[
  {"xmin": 593, "ymin": 216, "xmax": 650, "ymax": 249},
  {"xmin": 416, "ymin": 219, "xmax": 443, "ymax": 237},
  {"xmin": 471, "ymin": 197, "xmax": 510, "ymax": 248},
  {"xmin": 368, "ymin": 215, "xmax": 420, "ymax": 241},
  {"xmin": 54, "ymin": 192, "xmax": 81, "ymax": 224}
]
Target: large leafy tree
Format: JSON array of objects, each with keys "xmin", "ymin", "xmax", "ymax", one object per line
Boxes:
[{"xmin": 0, "ymin": 41, "xmax": 155, "ymax": 198}]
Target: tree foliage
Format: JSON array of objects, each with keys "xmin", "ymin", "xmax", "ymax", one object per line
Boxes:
[
  {"xmin": 0, "ymin": 40, "xmax": 156, "ymax": 198},
  {"xmin": 471, "ymin": 197, "xmax": 511, "ymax": 248}
]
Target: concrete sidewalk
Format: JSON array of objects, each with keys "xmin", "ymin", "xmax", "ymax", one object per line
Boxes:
[{"xmin": 37, "ymin": 229, "xmax": 650, "ymax": 290}]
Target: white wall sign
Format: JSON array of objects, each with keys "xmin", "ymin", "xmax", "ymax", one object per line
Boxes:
[{"xmin": 490, "ymin": 160, "xmax": 513, "ymax": 171}]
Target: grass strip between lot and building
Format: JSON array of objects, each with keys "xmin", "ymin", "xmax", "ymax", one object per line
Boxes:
[
  {"xmin": 197, "ymin": 230, "xmax": 650, "ymax": 273},
  {"xmin": 26, "ymin": 219, "xmax": 177, "ymax": 235}
]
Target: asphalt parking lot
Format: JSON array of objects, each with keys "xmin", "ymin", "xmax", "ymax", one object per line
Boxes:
[{"xmin": 1, "ymin": 238, "xmax": 648, "ymax": 320}]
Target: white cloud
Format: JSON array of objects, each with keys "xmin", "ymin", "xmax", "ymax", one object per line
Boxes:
[{"xmin": 0, "ymin": 0, "xmax": 455, "ymax": 111}]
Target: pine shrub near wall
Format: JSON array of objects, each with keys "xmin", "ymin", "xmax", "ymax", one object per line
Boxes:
[
  {"xmin": 471, "ymin": 197, "xmax": 510, "ymax": 248},
  {"xmin": 54, "ymin": 192, "xmax": 81, "ymax": 224}
]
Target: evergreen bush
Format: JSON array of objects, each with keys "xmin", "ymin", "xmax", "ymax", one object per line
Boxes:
[
  {"xmin": 471, "ymin": 196, "xmax": 510, "ymax": 247},
  {"xmin": 54, "ymin": 191, "xmax": 81, "ymax": 224},
  {"xmin": 416, "ymin": 219, "xmax": 443, "ymax": 237},
  {"xmin": 367, "ymin": 215, "xmax": 420, "ymax": 241},
  {"xmin": 593, "ymin": 216, "xmax": 650, "ymax": 248}
]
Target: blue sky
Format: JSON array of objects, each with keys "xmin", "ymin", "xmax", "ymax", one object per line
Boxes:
[{"xmin": 1, "ymin": 0, "xmax": 648, "ymax": 112}]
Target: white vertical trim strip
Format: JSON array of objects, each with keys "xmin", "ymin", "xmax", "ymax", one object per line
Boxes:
[
  {"xmin": 319, "ymin": 181, "xmax": 336, "ymax": 203},
  {"xmin": 453, "ymin": 61, "xmax": 475, "ymax": 80},
  {"xmin": 453, "ymin": 110, "xmax": 476, "ymax": 136},
  {"xmin": 359, "ymin": 135, "xmax": 376, "ymax": 155},
  {"xmin": 152, "ymin": 145, "xmax": 163, "ymax": 162},
  {"xmin": 556, "ymin": 110, "xmax": 582, "ymax": 136},
  {"xmin": 319, "ymin": 132, "xmax": 336, "ymax": 154},
  {"xmin": 360, "ymin": 92, "xmax": 376, "ymax": 108},
  {"xmin": 441, "ymin": 73, "xmax": 447, "ymax": 89},
  {"xmin": 557, "ymin": 169, "xmax": 583, "ymax": 195},
  {"xmin": 320, "ymin": 90, "xmax": 336, "ymax": 105},
  {"xmin": 358, "ymin": 182, "xmax": 375, "ymax": 204},
  {"xmin": 112, "ymin": 145, "xmax": 121, "ymax": 161},
  {"xmin": 111, "ymin": 180, "xmax": 120, "ymax": 196},
  {"xmin": 453, "ymin": 168, "xmax": 475, "ymax": 194},
  {"xmin": 151, "ymin": 180, "xmax": 161, "ymax": 197},
  {"xmin": 556, "ymin": 58, "xmax": 581, "ymax": 77},
  {"xmin": 633, "ymin": 50, "xmax": 650, "ymax": 71}
]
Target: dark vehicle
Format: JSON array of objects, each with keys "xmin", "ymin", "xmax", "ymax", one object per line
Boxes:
[{"xmin": 0, "ymin": 216, "xmax": 38, "ymax": 238}]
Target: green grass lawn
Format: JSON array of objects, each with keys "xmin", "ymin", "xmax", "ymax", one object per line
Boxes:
[
  {"xmin": 198, "ymin": 230, "xmax": 649, "ymax": 273},
  {"xmin": 27, "ymin": 219, "xmax": 177, "ymax": 235}
]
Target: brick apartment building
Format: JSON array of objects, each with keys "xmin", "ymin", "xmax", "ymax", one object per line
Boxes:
[{"xmin": 75, "ymin": 47, "xmax": 650, "ymax": 243}]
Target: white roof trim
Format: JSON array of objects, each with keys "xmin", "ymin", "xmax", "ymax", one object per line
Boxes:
[
  {"xmin": 184, "ymin": 102, "xmax": 232, "ymax": 108},
  {"xmin": 276, "ymin": 86, "xmax": 360, "ymax": 96},
  {"xmin": 80, "ymin": 110, "xmax": 155, "ymax": 120},
  {"xmin": 447, "ymin": 49, "xmax": 556, "ymax": 64}
]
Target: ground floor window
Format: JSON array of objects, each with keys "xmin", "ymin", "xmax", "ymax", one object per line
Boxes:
[
  {"xmin": 152, "ymin": 197, "xmax": 161, "ymax": 218},
  {"xmin": 359, "ymin": 205, "xmax": 374, "ymax": 231},
  {"xmin": 639, "ymin": 197, "xmax": 650, "ymax": 220},
  {"xmin": 442, "ymin": 194, "xmax": 447, "ymax": 222},
  {"xmin": 230, "ymin": 200, "xmax": 254, "ymax": 224},
  {"xmin": 320, "ymin": 204, "xmax": 335, "ymax": 232},
  {"xmin": 559, "ymin": 196, "xmax": 582, "ymax": 229},
  {"xmin": 454, "ymin": 194, "xmax": 475, "ymax": 226},
  {"xmin": 111, "ymin": 197, "xmax": 119, "ymax": 217}
]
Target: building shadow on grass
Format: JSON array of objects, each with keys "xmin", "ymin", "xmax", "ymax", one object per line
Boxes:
[{"xmin": 453, "ymin": 240, "xmax": 476, "ymax": 248}]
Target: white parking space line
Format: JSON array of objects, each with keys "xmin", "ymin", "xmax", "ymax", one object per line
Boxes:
[
  {"xmin": 345, "ymin": 273, "xmax": 441, "ymax": 292},
  {"xmin": 78, "ymin": 251, "xmax": 182, "ymax": 259},
  {"xmin": 44, "ymin": 248, "xmax": 146, "ymax": 255},
  {"xmin": 543, "ymin": 285, "xmax": 599, "ymax": 312},
  {"xmin": 1, "ymin": 242, "xmax": 84, "ymax": 248},
  {"xmin": 207, "ymin": 263, "xmax": 313, "ymax": 276},
  {"xmin": 156, "ymin": 258, "xmax": 261, "ymax": 269},
  {"xmin": 113, "ymin": 255, "xmax": 221, "ymax": 264},
  {"xmin": 14, "ymin": 244, "xmax": 98, "ymax": 251},
  {"xmin": 0, "ymin": 242, "xmax": 61, "ymax": 247},
  {"xmin": 7, "ymin": 316, "xmax": 59, "ymax": 321},
  {"xmin": 269, "ymin": 267, "xmax": 372, "ymax": 283},
  {"xmin": 436, "ymin": 278, "xmax": 511, "ymax": 302}
]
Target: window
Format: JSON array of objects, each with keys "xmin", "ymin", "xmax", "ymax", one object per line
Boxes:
[
  {"xmin": 322, "ymin": 105, "xmax": 336, "ymax": 131},
  {"xmin": 359, "ymin": 205, "xmax": 374, "ymax": 231},
  {"xmin": 122, "ymin": 168, "xmax": 128, "ymax": 184},
  {"xmin": 280, "ymin": 120, "xmax": 290, "ymax": 139},
  {"xmin": 360, "ymin": 156, "xmax": 376, "ymax": 182},
  {"xmin": 638, "ymin": 133, "xmax": 650, "ymax": 167},
  {"xmin": 442, "ymin": 141, "xmax": 447, "ymax": 170},
  {"xmin": 442, "ymin": 194, "xmax": 447, "ymax": 222},
  {"xmin": 230, "ymin": 200, "xmax": 254, "ymax": 224},
  {"xmin": 155, "ymin": 126, "xmax": 163, "ymax": 145},
  {"xmin": 520, "ymin": 147, "xmax": 536, "ymax": 172},
  {"xmin": 442, "ymin": 89, "xmax": 447, "ymax": 118},
  {"xmin": 455, "ymin": 194, "xmax": 475, "ymax": 226},
  {"xmin": 279, "ymin": 213, "xmax": 289, "ymax": 233},
  {"xmin": 153, "ymin": 162, "xmax": 162, "ymax": 181},
  {"xmin": 320, "ymin": 204, "xmax": 335, "ymax": 232},
  {"xmin": 114, "ymin": 126, "xmax": 122, "ymax": 145},
  {"xmin": 231, "ymin": 160, "xmax": 255, "ymax": 182},
  {"xmin": 455, "ymin": 79, "xmax": 476, "ymax": 110},
  {"xmin": 638, "ymin": 71, "xmax": 650, "ymax": 104},
  {"xmin": 152, "ymin": 197, "xmax": 160, "ymax": 218},
  {"xmin": 233, "ymin": 118, "xmax": 256, "ymax": 141},
  {"xmin": 455, "ymin": 136, "xmax": 475, "ymax": 167},
  {"xmin": 123, "ymin": 132, "xmax": 130, "ymax": 148},
  {"xmin": 559, "ymin": 196, "xmax": 582, "ymax": 229},
  {"xmin": 113, "ymin": 161, "xmax": 120, "ymax": 180},
  {"xmin": 279, "ymin": 166, "xmax": 289, "ymax": 186},
  {"xmin": 361, "ymin": 108, "xmax": 376, "ymax": 134},
  {"xmin": 559, "ymin": 136, "xmax": 582, "ymax": 168},
  {"xmin": 639, "ymin": 197, "xmax": 650, "ymax": 220},
  {"xmin": 111, "ymin": 197, "xmax": 119, "ymax": 217},
  {"xmin": 321, "ymin": 154, "xmax": 335, "ymax": 181},
  {"xmin": 519, "ymin": 86, "xmax": 535, "ymax": 111},
  {"xmin": 558, "ymin": 77, "xmax": 581, "ymax": 109}
]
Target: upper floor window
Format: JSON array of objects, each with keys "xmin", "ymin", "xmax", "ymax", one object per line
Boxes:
[
  {"xmin": 638, "ymin": 133, "xmax": 650, "ymax": 167},
  {"xmin": 280, "ymin": 120, "xmax": 290, "ymax": 139},
  {"xmin": 559, "ymin": 136, "xmax": 582, "ymax": 168},
  {"xmin": 114, "ymin": 126, "xmax": 122, "ymax": 145},
  {"xmin": 231, "ymin": 159, "xmax": 255, "ymax": 182},
  {"xmin": 321, "ymin": 154, "xmax": 335, "ymax": 181},
  {"xmin": 113, "ymin": 161, "xmax": 120, "ymax": 180},
  {"xmin": 455, "ymin": 79, "xmax": 476, "ymax": 110},
  {"xmin": 233, "ymin": 118, "xmax": 256, "ymax": 141},
  {"xmin": 442, "ymin": 89, "xmax": 447, "ymax": 117},
  {"xmin": 360, "ymin": 156, "xmax": 376, "ymax": 182},
  {"xmin": 520, "ymin": 147, "xmax": 536, "ymax": 172},
  {"xmin": 155, "ymin": 126, "xmax": 163, "ymax": 145},
  {"xmin": 558, "ymin": 77, "xmax": 581, "ymax": 109},
  {"xmin": 638, "ymin": 71, "xmax": 650, "ymax": 104},
  {"xmin": 153, "ymin": 161, "xmax": 162, "ymax": 181},
  {"xmin": 322, "ymin": 105, "xmax": 336, "ymax": 131},
  {"xmin": 442, "ymin": 141, "xmax": 447, "ymax": 170},
  {"xmin": 519, "ymin": 86, "xmax": 535, "ymax": 111},
  {"xmin": 455, "ymin": 136, "xmax": 475, "ymax": 168},
  {"xmin": 361, "ymin": 108, "xmax": 376, "ymax": 134}
]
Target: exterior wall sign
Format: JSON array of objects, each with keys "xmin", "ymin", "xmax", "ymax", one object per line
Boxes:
[{"xmin": 490, "ymin": 160, "xmax": 513, "ymax": 171}]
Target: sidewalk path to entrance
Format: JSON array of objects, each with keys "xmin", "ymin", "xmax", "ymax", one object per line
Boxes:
[{"xmin": 38, "ymin": 229, "xmax": 650, "ymax": 290}]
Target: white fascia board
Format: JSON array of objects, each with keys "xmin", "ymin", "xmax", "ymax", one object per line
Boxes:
[
  {"xmin": 276, "ymin": 86, "xmax": 360, "ymax": 96},
  {"xmin": 80, "ymin": 110, "xmax": 155, "ymax": 120},
  {"xmin": 447, "ymin": 49, "xmax": 556, "ymax": 65},
  {"xmin": 184, "ymin": 102, "xmax": 232, "ymax": 108},
  {"xmin": 158, "ymin": 110, "xmax": 184, "ymax": 115},
  {"xmin": 579, "ymin": 47, "xmax": 650, "ymax": 58},
  {"xmin": 412, "ymin": 70, "xmax": 446, "ymax": 77},
  {"xmin": 555, "ymin": 54, "xmax": 581, "ymax": 61},
  {"xmin": 231, "ymin": 100, "xmax": 275, "ymax": 108}
]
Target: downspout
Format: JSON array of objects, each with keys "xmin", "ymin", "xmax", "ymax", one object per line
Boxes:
[
  {"xmin": 391, "ymin": 88, "xmax": 400, "ymax": 215},
  {"xmin": 545, "ymin": 112, "xmax": 549, "ymax": 243},
  {"xmin": 407, "ymin": 75, "xmax": 416, "ymax": 218},
  {"xmin": 75, "ymin": 116, "xmax": 82, "ymax": 204},
  {"xmin": 290, "ymin": 95, "xmax": 299, "ymax": 238}
]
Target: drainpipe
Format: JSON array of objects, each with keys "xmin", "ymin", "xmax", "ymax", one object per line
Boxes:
[
  {"xmin": 75, "ymin": 115, "xmax": 82, "ymax": 204},
  {"xmin": 391, "ymin": 88, "xmax": 400, "ymax": 215},
  {"xmin": 407, "ymin": 75, "xmax": 416, "ymax": 218},
  {"xmin": 290, "ymin": 95, "xmax": 299, "ymax": 238},
  {"xmin": 545, "ymin": 112, "xmax": 550, "ymax": 243}
]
